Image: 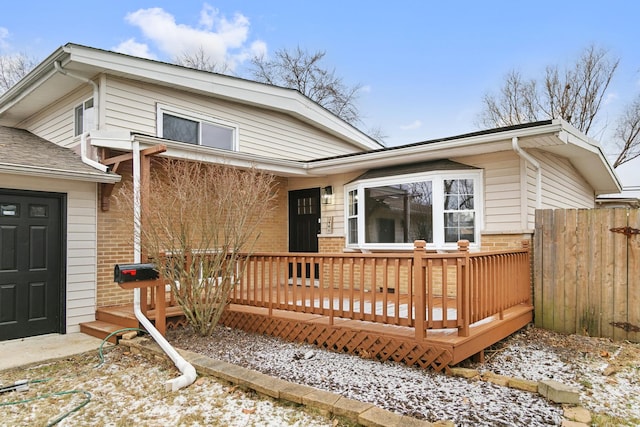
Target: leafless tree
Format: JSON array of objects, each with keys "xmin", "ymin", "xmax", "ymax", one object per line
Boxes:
[
  {"xmin": 250, "ymin": 46, "xmax": 363, "ymax": 126},
  {"xmin": 479, "ymin": 70, "xmax": 540, "ymax": 128},
  {"xmin": 478, "ymin": 45, "xmax": 619, "ymax": 136},
  {"xmin": 174, "ymin": 46, "xmax": 231, "ymax": 74},
  {"xmin": 612, "ymin": 94, "xmax": 640, "ymax": 168},
  {"xmin": 0, "ymin": 53, "xmax": 38, "ymax": 94},
  {"xmin": 116, "ymin": 159, "xmax": 278, "ymax": 336}
]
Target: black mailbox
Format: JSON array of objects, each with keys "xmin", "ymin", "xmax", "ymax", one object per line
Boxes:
[{"xmin": 114, "ymin": 263, "xmax": 159, "ymax": 284}]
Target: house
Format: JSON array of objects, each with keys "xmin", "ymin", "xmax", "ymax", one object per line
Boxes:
[{"xmin": 0, "ymin": 43, "xmax": 621, "ymax": 343}]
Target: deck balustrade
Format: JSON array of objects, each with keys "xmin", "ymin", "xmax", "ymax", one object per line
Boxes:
[{"xmin": 224, "ymin": 240, "xmax": 531, "ymax": 339}]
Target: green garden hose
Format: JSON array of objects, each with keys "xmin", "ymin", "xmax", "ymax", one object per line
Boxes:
[{"xmin": 1, "ymin": 327, "xmax": 148, "ymax": 425}]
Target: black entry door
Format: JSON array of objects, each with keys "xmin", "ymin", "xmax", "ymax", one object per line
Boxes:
[
  {"xmin": 0, "ymin": 190, "xmax": 63, "ymax": 341},
  {"xmin": 288, "ymin": 188, "xmax": 320, "ymax": 278}
]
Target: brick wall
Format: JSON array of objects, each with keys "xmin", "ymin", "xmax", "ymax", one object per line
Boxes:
[
  {"xmin": 318, "ymin": 236, "xmax": 346, "ymax": 253},
  {"xmin": 480, "ymin": 233, "xmax": 532, "ymax": 250},
  {"xmin": 97, "ymin": 166, "xmax": 136, "ymax": 307},
  {"xmin": 253, "ymin": 177, "xmax": 288, "ymax": 253},
  {"xmin": 96, "ymin": 169, "xmax": 288, "ymax": 308}
]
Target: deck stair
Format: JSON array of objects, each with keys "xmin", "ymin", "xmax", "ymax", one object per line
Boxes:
[{"xmin": 80, "ymin": 304, "xmax": 185, "ymax": 343}]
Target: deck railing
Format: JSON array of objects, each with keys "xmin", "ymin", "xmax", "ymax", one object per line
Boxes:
[{"xmin": 226, "ymin": 240, "xmax": 531, "ymax": 338}]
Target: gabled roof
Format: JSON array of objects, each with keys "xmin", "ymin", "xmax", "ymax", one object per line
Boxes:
[
  {"xmin": 0, "ymin": 43, "xmax": 382, "ymax": 151},
  {"xmin": 0, "ymin": 126, "xmax": 119, "ymax": 183}
]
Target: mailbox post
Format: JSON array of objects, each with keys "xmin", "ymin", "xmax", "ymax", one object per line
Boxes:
[{"xmin": 114, "ymin": 263, "xmax": 166, "ymax": 335}]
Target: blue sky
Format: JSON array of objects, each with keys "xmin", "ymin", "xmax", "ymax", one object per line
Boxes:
[{"xmin": 2, "ymin": 1, "xmax": 640, "ymax": 184}]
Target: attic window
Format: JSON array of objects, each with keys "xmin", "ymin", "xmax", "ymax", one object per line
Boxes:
[
  {"xmin": 157, "ymin": 105, "xmax": 238, "ymax": 151},
  {"xmin": 74, "ymin": 98, "xmax": 94, "ymax": 136}
]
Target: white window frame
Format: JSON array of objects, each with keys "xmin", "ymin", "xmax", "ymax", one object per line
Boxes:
[
  {"xmin": 344, "ymin": 169, "xmax": 483, "ymax": 251},
  {"xmin": 74, "ymin": 97, "xmax": 94, "ymax": 136},
  {"xmin": 156, "ymin": 104, "xmax": 239, "ymax": 151}
]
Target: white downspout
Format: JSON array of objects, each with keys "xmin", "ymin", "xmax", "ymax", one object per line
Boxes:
[
  {"xmin": 80, "ymin": 133, "xmax": 108, "ymax": 172},
  {"xmin": 132, "ymin": 139, "xmax": 197, "ymax": 391},
  {"xmin": 512, "ymin": 136, "xmax": 542, "ymax": 209},
  {"xmin": 53, "ymin": 61, "xmax": 108, "ymax": 173}
]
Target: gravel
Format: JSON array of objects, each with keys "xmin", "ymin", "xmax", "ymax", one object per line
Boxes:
[{"xmin": 167, "ymin": 323, "xmax": 639, "ymax": 426}]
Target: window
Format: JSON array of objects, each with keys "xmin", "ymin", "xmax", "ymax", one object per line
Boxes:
[
  {"xmin": 347, "ymin": 190, "xmax": 358, "ymax": 244},
  {"xmin": 74, "ymin": 98, "xmax": 94, "ymax": 136},
  {"xmin": 157, "ymin": 105, "xmax": 237, "ymax": 151},
  {"xmin": 443, "ymin": 179, "xmax": 475, "ymax": 243},
  {"xmin": 345, "ymin": 171, "xmax": 481, "ymax": 250}
]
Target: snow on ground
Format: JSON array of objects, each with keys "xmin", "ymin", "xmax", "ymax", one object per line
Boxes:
[
  {"xmin": 169, "ymin": 324, "xmax": 640, "ymax": 426},
  {"xmin": 0, "ymin": 348, "xmax": 337, "ymax": 426}
]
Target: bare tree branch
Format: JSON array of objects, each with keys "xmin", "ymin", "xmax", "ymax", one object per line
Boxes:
[
  {"xmin": 541, "ymin": 45, "xmax": 619, "ymax": 134},
  {"xmin": 478, "ymin": 45, "xmax": 618, "ymax": 136},
  {"xmin": 613, "ymin": 94, "xmax": 640, "ymax": 168},
  {"xmin": 250, "ymin": 46, "xmax": 364, "ymax": 126},
  {"xmin": 116, "ymin": 160, "xmax": 278, "ymax": 336},
  {"xmin": 174, "ymin": 46, "xmax": 232, "ymax": 74},
  {"xmin": 0, "ymin": 53, "xmax": 38, "ymax": 94},
  {"xmin": 478, "ymin": 70, "xmax": 540, "ymax": 128}
]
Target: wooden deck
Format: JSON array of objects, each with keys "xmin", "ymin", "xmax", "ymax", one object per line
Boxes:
[
  {"xmin": 221, "ymin": 301, "xmax": 533, "ymax": 370},
  {"xmin": 85, "ymin": 240, "xmax": 533, "ymax": 372}
]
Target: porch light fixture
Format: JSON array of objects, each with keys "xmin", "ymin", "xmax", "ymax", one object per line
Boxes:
[{"xmin": 322, "ymin": 186, "xmax": 333, "ymax": 204}]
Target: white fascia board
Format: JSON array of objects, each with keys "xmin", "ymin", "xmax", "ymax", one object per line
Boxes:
[
  {"xmin": 554, "ymin": 123, "xmax": 621, "ymax": 193},
  {"xmin": 307, "ymin": 124, "xmax": 564, "ymax": 174},
  {"xmin": 131, "ymin": 135, "xmax": 310, "ymax": 177},
  {"xmin": 64, "ymin": 45, "xmax": 381, "ymax": 151},
  {"xmin": 0, "ymin": 163, "xmax": 121, "ymax": 183}
]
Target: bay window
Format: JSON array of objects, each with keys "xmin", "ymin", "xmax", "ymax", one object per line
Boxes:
[{"xmin": 345, "ymin": 171, "xmax": 481, "ymax": 250}]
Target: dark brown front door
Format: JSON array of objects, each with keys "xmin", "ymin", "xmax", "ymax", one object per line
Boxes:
[
  {"xmin": 288, "ymin": 188, "xmax": 320, "ymax": 278},
  {"xmin": 0, "ymin": 190, "xmax": 64, "ymax": 341}
]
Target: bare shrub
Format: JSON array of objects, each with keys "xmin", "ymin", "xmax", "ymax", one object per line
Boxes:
[{"xmin": 117, "ymin": 159, "xmax": 278, "ymax": 336}]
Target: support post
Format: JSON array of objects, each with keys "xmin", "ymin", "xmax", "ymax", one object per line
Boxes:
[
  {"xmin": 413, "ymin": 240, "xmax": 427, "ymax": 340},
  {"xmin": 458, "ymin": 240, "xmax": 470, "ymax": 337},
  {"xmin": 522, "ymin": 239, "xmax": 532, "ymax": 306}
]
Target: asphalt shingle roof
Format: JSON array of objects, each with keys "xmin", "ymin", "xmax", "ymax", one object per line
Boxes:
[{"xmin": 0, "ymin": 126, "xmax": 114, "ymax": 179}]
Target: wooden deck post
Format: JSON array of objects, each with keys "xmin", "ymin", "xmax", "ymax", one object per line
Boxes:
[
  {"xmin": 521, "ymin": 239, "xmax": 532, "ymax": 306},
  {"xmin": 413, "ymin": 240, "xmax": 427, "ymax": 340},
  {"xmin": 457, "ymin": 240, "xmax": 470, "ymax": 337}
]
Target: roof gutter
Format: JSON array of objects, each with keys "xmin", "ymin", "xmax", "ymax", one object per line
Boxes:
[
  {"xmin": 512, "ymin": 136, "xmax": 541, "ymax": 209},
  {"xmin": 0, "ymin": 162, "xmax": 120, "ymax": 183},
  {"xmin": 53, "ymin": 61, "xmax": 108, "ymax": 173}
]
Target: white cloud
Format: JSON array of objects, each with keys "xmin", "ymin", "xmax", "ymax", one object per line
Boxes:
[
  {"xmin": 400, "ymin": 120, "xmax": 422, "ymax": 131},
  {"xmin": 604, "ymin": 92, "xmax": 618, "ymax": 106},
  {"xmin": 122, "ymin": 4, "xmax": 264, "ymax": 71},
  {"xmin": 113, "ymin": 38, "xmax": 157, "ymax": 60},
  {"xmin": 199, "ymin": 3, "xmax": 216, "ymax": 30},
  {"xmin": 0, "ymin": 27, "xmax": 10, "ymax": 51}
]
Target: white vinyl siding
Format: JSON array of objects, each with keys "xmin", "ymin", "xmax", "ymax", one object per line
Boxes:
[
  {"xmin": 102, "ymin": 76, "xmax": 364, "ymax": 160},
  {"xmin": 20, "ymin": 87, "xmax": 94, "ymax": 149},
  {"xmin": 536, "ymin": 150, "xmax": 595, "ymax": 210},
  {"xmin": 0, "ymin": 173, "xmax": 98, "ymax": 333},
  {"xmin": 456, "ymin": 152, "xmax": 523, "ymax": 233}
]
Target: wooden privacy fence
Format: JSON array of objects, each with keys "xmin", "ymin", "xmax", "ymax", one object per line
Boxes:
[
  {"xmin": 535, "ymin": 208, "xmax": 640, "ymax": 342},
  {"xmin": 229, "ymin": 240, "xmax": 532, "ymax": 339}
]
